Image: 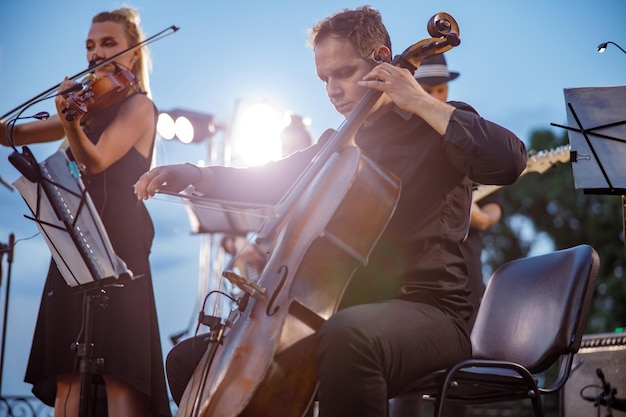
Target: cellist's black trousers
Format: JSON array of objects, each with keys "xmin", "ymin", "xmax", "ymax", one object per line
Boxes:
[
  {"xmin": 315, "ymin": 299, "xmax": 470, "ymax": 417},
  {"xmin": 166, "ymin": 298, "xmax": 470, "ymax": 417}
]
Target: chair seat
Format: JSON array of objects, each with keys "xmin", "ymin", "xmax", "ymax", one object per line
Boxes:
[{"xmin": 401, "ymin": 360, "xmax": 540, "ymax": 405}]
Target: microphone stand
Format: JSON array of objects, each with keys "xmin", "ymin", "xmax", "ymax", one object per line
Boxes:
[
  {"xmin": 75, "ymin": 287, "xmax": 108, "ymax": 417},
  {"xmin": 0, "ymin": 233, "xmax": 15, "ymax": 397},
  {"xmin": 593, "ymin": 368, "xmax": 626, "ymax": 416}
]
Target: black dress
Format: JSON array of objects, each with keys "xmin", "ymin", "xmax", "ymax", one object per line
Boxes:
[{"xmin": 24, "ymin": 93, "xmax": 172, "ymax": 417}]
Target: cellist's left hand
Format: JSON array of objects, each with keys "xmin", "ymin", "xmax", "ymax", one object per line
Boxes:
[
  {"xmin": 359, "ymin": 62, "xmax": 454, "ymax": 135},
  {"xmin": 359, "ymin": 62, "xmax": 430, "ymax": 110}
]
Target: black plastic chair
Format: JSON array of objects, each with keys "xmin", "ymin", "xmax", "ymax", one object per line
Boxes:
[{"xmin": 394, "ymin": 244, "xmax": 600, "ymax": 417}]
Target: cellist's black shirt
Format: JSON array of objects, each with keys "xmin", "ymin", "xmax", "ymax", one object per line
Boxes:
[{"xmin": 203, "ymin": 101, "xmax": 526, "ymax": 327}]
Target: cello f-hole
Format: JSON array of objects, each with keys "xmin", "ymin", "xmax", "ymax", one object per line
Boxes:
[{"xmin": 266, "ymin": 265, "xmax": 288, "ymax": 316}]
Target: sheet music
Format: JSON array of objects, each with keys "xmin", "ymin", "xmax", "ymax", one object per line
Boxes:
[{"xmin": 13, "ymin": 150, "xmax": 131, "ymax": 289}]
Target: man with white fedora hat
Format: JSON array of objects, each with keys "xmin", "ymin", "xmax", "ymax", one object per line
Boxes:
[{"xmin": 413, "ymin": 53, "xmax": 460, "ymax": 102}]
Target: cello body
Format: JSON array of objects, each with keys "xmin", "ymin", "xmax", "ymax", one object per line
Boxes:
[{"xmin": 176, "ymin": 146, "xmax": 401, "ymax": 417}]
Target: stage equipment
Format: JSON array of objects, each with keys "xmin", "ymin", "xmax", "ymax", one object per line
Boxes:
[
  {"xmin": 552, "ymin": 85, "xmax": 626, "ymax": 244},
  {"xmin": 597, "ymin": 41, "xmax": 626, "ymax": 54},
  {"xmin": 157, "ymin": 108, "xmax": 217, "ymax": 144},
  {"xmin": 553, "ymin": 85, "xmax": 626, "ymax": 195},
  {"xmin": 0, "ymin": 233, "xmax": 15, "ymax": 397},
  {"xmin": 562, "ymin": 332, "xmax": 626, "ymax": 417}
]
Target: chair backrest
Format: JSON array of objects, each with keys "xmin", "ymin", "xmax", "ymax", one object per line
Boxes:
[{"xmin": 471, "ymin": 244, "xmax": 599, "ymax": 374}]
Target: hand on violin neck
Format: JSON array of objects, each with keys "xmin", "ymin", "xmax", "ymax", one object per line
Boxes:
[
  {"xmin": 57, "ymin": 77, "xmax": 82, "ymax": 97},
  {"xmin": 58, "ymin": 82, "xmax": 84, "ymax": 96},
  {"xmin": 55, "ymin": 88, "xmax": 83, "ymax": 125}
]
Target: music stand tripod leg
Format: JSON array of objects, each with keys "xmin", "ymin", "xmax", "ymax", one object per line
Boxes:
[{"xmin": 75, "ymin": 288, "xmax": 107, "ymax": 417}]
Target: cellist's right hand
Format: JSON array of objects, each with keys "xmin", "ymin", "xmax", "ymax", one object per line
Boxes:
[{"xmin": 134, "ymin": 163, "xmax": 206, "ymax": 200}]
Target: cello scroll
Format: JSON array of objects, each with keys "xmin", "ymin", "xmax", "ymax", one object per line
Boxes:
[
  {"xmin": 428, "ymin": 12, "xmax": 460, "ymax": 40},
  {"xmin": 395, "ymin": 12, "xmax": 460, "ymax": 73}
]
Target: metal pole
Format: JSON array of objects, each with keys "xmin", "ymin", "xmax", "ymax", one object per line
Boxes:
[
  {"xmin": 0, "ymin": 233, "xmax": 15, "ymax": 397},
  {"xmin": 199, "ymin": 126, "xmax": 228, "ymax": 321}
]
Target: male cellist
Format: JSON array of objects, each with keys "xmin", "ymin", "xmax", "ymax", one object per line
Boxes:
[{"xmin": 135, "ymin": 6, "xmax": 526, "ymax": 417}]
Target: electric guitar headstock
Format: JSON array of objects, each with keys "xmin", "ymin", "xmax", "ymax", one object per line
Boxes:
[
  {"xmin": 472, "ymin": 145, "xmax": 572, "ymax": 203},
  {"xmin": 524, "ymin": 145, "xmax": 571, "ymax": 175}
]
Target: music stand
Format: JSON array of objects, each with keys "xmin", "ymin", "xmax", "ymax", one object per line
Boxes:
[
  {"xmin": 12, "ymin": 149, "xmax": 132, "ymax": 417},
  {"xmin": 552, "ymin": 85, "xmax": 626, "ymax": 195},
  {"xmin": 157, "ymin": 189, "xmax": 275, "ymax": 235}
]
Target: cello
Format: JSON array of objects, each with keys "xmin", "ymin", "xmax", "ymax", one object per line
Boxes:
[{"xmin": 177, "ymin": 12, "xmax": 461, "ymax": 417}]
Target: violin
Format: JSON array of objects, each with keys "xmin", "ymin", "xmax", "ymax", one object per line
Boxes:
[
  {"xmin": 61, "ymin": 69, "xmax": 138, "ymax": 121},
  {"xmin": 176, "ymin": 12, "xmax": 461, "ymax": 417}
]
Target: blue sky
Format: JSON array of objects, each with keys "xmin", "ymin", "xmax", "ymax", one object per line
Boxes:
[{"xmin": 0, "ymin": 0, "xmax": 624, "ymax": 399}]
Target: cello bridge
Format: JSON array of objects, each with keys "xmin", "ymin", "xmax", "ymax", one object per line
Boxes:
[{"xmin": 223, "ymin": 271, "xmax": 267, "ymax": 297}]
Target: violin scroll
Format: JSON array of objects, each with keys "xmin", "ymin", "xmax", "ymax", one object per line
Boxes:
[{"xmin": 61, "ymin": 76, "xmax": 91, "ymax": 121}]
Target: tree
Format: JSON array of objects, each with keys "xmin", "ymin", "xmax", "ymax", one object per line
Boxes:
[{"xmin": 482, "ymin": 129, "xmax": 626, "ymax": 333}]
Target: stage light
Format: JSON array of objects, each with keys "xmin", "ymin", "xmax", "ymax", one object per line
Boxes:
[
  {"xmin": 228, "ymin": 100, "xmax": 287, "ymax": 166},
  {"xmin": 597, "ymin": 41, "xmax": 626, "ymax": 54},
  {"xmin": 156, "ymin": 113, "xmax": 175, "ymax": 140},
  {"xmin": 174, "ymin": 116, "xmax": 194, "ymax": 144},
  {"xmin": 157, "ymin": 108, "xmax": 216, "ymax": 144},
  {"xmin": 156, "ymin": 104, "xmax": 311, "ymax": 167}
]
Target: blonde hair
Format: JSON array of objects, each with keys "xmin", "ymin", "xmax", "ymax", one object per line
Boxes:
[{"xmin": 92, "ymin": 7, "xmax": 153, "ymax": 98}]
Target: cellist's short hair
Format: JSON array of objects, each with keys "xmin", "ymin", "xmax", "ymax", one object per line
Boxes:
[{"xmin": 309, "ymin": 5, "xmax": 392, "ymax": 58}]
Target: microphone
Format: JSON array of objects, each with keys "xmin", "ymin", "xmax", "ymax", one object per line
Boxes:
[
  {"xmin": 594, "ymin": 368, "xmax": 626, "ymax": 412},
  {"xmin": 9, "ymin": 145, "xmax": 40, "ymax": 183},
  {"xmin": 31, "ymin": 111, "xmax": 50, "ymax": 120},
  {"xmin": 597, "ymin": 368, "xmax": 610, "ymax": 395},
  {"xmin": 89, "ymin": 54, "xmax": 100, "ymax": 69},
  {"xmin": 0, "ymin": 175, "xmax": 14, "ymax": 191},
  {"xmin": 6, "ymin": 111, "xmax": 50, "ymax": 183}
]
